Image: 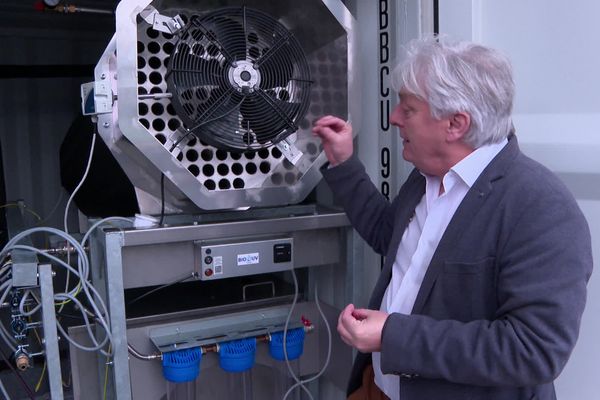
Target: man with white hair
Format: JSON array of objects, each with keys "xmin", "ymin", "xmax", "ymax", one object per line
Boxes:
[{"xmin": 313, "ymin": 37, "xmax": 592, "ymax": 400}]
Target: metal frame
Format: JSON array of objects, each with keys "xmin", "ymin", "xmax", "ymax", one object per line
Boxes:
[{"xmin": 82, "ymin": 207, "xmax": 350, "ymax": 399}]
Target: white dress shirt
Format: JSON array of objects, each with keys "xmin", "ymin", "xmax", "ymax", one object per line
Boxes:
[{"xmin": 373, "ymin": 139, "xmax": 508, "ymax": 399}]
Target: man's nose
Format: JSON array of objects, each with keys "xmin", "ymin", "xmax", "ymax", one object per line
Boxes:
[{"xmin": 390, "ymin": 108, "xmax": 403, "ymax": 128}]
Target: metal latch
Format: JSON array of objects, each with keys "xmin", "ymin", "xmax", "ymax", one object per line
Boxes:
[{"xmin": 140, "ymin": 6, "xmax": 184, "ymax": 34}]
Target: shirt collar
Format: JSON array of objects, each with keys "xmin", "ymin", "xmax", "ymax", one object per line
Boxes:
[
  {"xmin": 420, "ymin": 138, "xmax": 508, "ymax": 202},
  {"xmin": 450, "ymin": 138, "xmax": 508, "ymax": 188}
]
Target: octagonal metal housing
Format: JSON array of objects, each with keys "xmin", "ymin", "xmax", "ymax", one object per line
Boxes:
[{"xmin": 93, "ymin": 0, "xmax": 354, "ymax": 212}]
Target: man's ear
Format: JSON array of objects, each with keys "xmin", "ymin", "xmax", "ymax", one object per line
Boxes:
[{"xmin": 446, "ymin": 112, "xmax": 471, "ymax": 142}]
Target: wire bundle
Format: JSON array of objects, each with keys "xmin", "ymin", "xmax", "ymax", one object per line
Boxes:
[{"xmin": 0, "ymin": 216, "xmax": 132, "ymax": 358}]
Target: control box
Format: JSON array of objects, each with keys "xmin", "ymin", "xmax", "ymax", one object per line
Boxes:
[{"xmin": 195, "ymin": 237, "xmax": 293, "ymax": 280}]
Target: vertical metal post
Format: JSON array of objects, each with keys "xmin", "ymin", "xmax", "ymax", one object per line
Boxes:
[
  {"xmin": 104, "ymin": 232, "xmax": 132, "ymax": 400},
  {"xmin": 39, "ymin": 263, "xmax": 65, "ymax": 400}
]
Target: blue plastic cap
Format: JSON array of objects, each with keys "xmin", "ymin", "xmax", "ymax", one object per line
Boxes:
[
  {"xmin": 162, "ymin": 347, "xmax": 202, "ymax": 383},
  {"xmin": 219, "ymin": 338, "xmax": 257, "ymax": 372},
  {"xmin": 269, "ymin": 328, "xmax": 305, "ymax": 361}
]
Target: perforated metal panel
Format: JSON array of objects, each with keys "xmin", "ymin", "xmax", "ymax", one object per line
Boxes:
[{"xmin": 93, "ymin": 0, "xmax": 351, "ymax": 211}]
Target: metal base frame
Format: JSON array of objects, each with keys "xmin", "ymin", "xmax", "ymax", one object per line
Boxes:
[{"xmin": 73, "ymin": 207, "xmax": 351, "ymax": 399}]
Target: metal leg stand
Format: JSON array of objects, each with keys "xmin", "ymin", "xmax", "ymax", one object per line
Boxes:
[
  {"xmin": 39, "ymin": 263, "xmax": 65, "ymax": 400},
  {"xmin": 104, "ymin": 232, "xmax": 133, "ymax": 400}
]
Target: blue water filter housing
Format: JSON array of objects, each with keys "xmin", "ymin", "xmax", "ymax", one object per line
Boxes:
[
  {"xmin": 219, "ymin": 338, "xmax": 257, "ymax": 372},
  {"xmin": 162, "ymin": 347, "xmax": 203, "ymax": 383},
  {"xmin": 269, "ymin": 327, "xmax": 306, "ymax": 361}
]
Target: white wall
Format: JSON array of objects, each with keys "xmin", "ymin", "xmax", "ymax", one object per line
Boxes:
[{"xmin": 439, "ymin": 1, "xmax": 600, "ymax": 398}]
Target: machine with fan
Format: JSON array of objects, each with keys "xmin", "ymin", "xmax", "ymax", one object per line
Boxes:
[
  {"xmin": 82, "ymin": 0, "xmax": 349, "ymax": 213},
  {"xmin": 71, "ymin": 0, "xmax": 360, "ymax": 399}
]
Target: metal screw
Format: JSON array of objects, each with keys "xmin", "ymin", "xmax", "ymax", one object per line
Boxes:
[
  {"xmin": 103, "ymin": 122, "xmax": 110, "ymax": 128},
  {"xmin": 101, "ymin": 73, "xmax": 106, "ymax": 80}
]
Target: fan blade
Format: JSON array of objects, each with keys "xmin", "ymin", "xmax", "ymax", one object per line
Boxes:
[
  {"xmin": 203, "ymin": 15, "xmax": 247, "ymax": 62},
  {"xmin": 205, "ymin": 100, "xmax": 243, "ymax": 144},
  {"xmin": 239, "ymin": 93, "xmax": 300, "ymax": 144},
  {"xmin": 257, "ymin": 42, "xmax": 295, "ymax": 89},
  {"xmin": 251, "ymin": 14, "xmax": 298, "ymax": 89},
  {"xmin": 170, "ymin": 52, "xmax": 227, "ymax": 87},
  {"xmin": 187, "ymin": 87, "xmax": 238, "ymax": 127}
]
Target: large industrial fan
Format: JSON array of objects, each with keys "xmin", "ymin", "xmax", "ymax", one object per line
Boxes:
[
  {"xmin": 166, "ymin": 7, "xmax": 312, "ymax": 151},
  {"xmin": 87, "ymin": 0, "xmax": 349, "ymax": 212}
]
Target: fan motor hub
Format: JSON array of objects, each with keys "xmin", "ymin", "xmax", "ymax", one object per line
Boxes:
[{"xmin": 229, "ymin": 61, "xmax": 260, "ymax": 92}]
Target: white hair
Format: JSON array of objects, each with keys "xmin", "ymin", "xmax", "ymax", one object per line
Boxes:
[{"xmin": 392, "ymin": 36, "xmax": 515, "ymax": 148}]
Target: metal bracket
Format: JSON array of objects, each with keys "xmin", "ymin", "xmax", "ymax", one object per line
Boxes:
[
  {"xmin": 149, "ymin": 305, "xmax": 303, "ymax": 353},
  {"xmin": 139, "ymin": 6, "xmax": 184, "ymax": 34},
  {"xmin": 11, "ymin": 262, "xmax": 38, "ymax": 287},
  {"xmin": 81, "ymin": 80, "xmax": 113, "ymax": 116},
  {"xmin": 276, "ymin": 138, "xmax": 304, "ymax": 166}
]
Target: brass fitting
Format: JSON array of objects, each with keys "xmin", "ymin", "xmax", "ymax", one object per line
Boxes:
[{"xmin": 15, "ymin": 352, "xmax": 30, "ymax": 371}]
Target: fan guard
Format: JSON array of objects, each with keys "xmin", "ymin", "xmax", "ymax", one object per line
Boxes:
[{"xmin": 166, "ymin": 7, "xmax": 312, "ymax": 152}]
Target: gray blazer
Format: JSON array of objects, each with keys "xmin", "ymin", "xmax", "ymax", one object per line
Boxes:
[{"xmin": 322, "ymin": 135, "xmax": 593, "ymax": 400}]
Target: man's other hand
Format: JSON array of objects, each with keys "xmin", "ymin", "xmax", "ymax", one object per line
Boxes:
[
  {"xmin": 312, "ymin": 115, "xmax": 353, "ymax": 166},
  {"xmin": 337, "ymin": 303, "xmax": 388, "ymax": 353}
]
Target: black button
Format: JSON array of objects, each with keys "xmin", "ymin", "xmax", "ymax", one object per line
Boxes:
[
  {"xmin": 273, "ymin": 243, "xmax": 292, "ymax": 263},
  {"xmin": 204, "ymin": 256, "xmax": 213, "ymax": 264}
]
